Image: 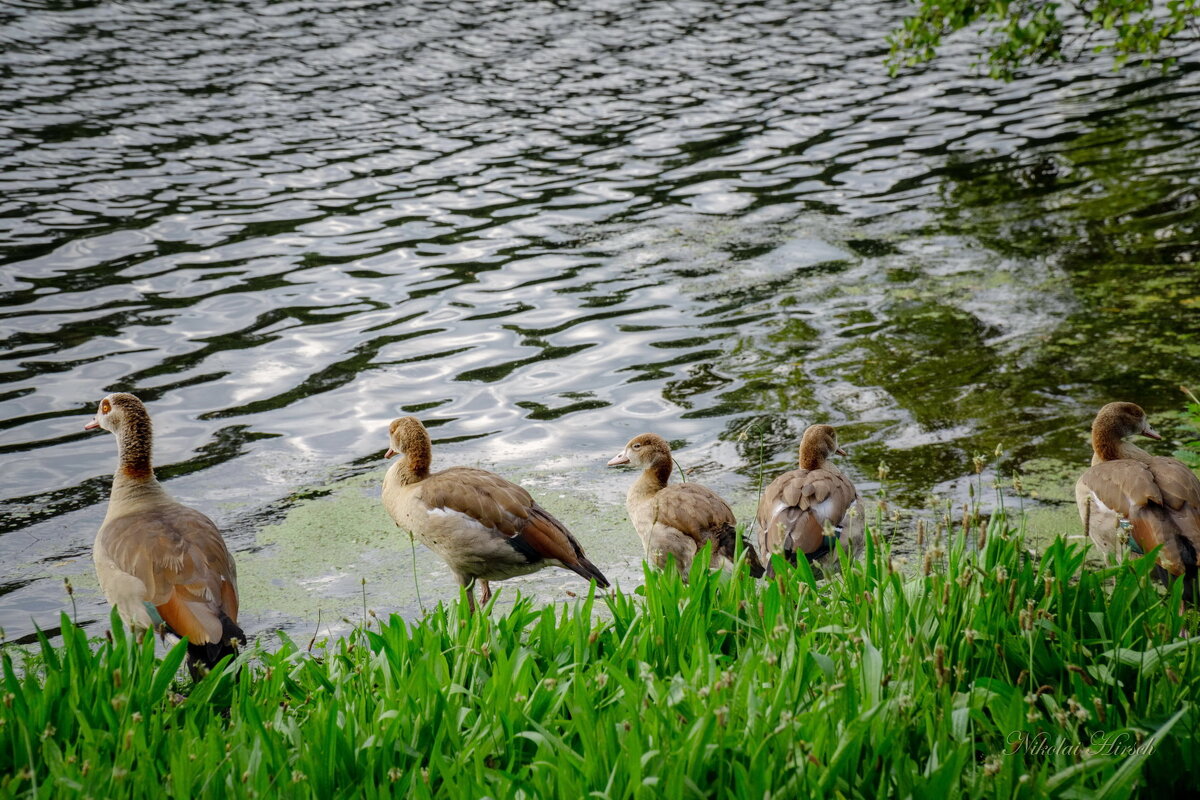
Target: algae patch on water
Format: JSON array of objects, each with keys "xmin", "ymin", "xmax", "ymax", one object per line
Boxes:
[
  {"xmin": 235, "ymin": 470, "xmax": 425, "ymax": 635},
  {"xmin": 1011, "ymin": 456, "xmax": 1118, "ymax": 569},
  {"xmin": 234, "ymin": 463, "xmax": 644, "ymax": 638}
]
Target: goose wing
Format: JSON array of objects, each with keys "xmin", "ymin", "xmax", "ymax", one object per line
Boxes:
[
  {"xmin": 757, "ymin": 468, "xmax": 858, "ymax": 561},
  {"xmin": 418, "ymin": 467, "xmax": 609, "ymax": 586},
  {"xmin": 97, "ymin": 504, "xmax": 239, "ymax": 644}
]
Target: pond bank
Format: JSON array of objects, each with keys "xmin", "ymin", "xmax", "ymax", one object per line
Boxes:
[{"xmin": 3, "ymin": 513, "xmax": 1195, "ymax": 797}]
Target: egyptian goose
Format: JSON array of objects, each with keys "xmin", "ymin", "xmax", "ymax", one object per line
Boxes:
[
  {"xmin": 1076, "ymin": 402, "xmax": 1200, "ymax": 597},
  {"xmin": 755, "ymin": 424, "xmax": 864, "ymax": 576},
  {"xmin": 607, "ymin": 433, "xmax": 764, "ymax": 578},
  {"xmin": 84, "ymin": 393, "xmax": 243, "ymax": 679},
  {"xmin": 382, "ymin": 417, "xmax": 609, "ymax": 612}
]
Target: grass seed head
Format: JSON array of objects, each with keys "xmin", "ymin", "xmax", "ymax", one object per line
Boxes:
[
  {"xmin": 1067, "ymin": 697, "xmax": 1089, "ymax": 722},
  {"xmin": 1019, "ymin": 601, "xmax": 1035, "ymax": 632}
]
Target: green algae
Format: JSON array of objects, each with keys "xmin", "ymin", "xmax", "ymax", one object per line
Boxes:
[
  {"xmin": 234, "ymin": 470, "xmax": 416, "ymax": 634},
  {"xmin": 1014, "ymin": 456, "xmax": 1080, "ymax": 505},
  {"xmin": 234, "ymin": 462, "xmax": 647, "ymax": 634}
]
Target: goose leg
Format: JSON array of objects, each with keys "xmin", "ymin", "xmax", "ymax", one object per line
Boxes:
[{"xmin": 479, "ymin": 580, "xmax": 492, "ymax": 607}]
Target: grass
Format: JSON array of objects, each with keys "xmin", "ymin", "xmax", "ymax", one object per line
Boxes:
[
  {"xmin": 3, "ymin": 509, "xmax": 1199, "ymax": 798},
  {"xmin": 1173, "ymin": 387, "xmax": 1200, "ymax": 469}
]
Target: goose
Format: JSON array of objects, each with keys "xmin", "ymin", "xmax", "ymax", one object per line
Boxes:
[
  {"xmin": 84, "ymin": 392, "xmax": 243, "ymax": 679},
  {"xmin": 1075, "ymin": 402, "xmax": 1200, "ymax": 598},
  {"xmin": 607, "ymin": 433, "xmax": 764, "ymax": 578},
  {"xmin": 382, "ymin": 417, "xmax": 609, "ymax": 612},
  {"xmin": 755, "ymin": 424, "xmax": 864, "ymax": 576}
]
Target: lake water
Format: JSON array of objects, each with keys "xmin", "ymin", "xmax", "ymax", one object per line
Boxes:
[{"xmin": 2, "ymin": 0, "xmax": 1198, "ymax": 644}]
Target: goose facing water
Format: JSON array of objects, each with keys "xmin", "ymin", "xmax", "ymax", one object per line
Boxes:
[{"xmin": 755, "ymin": 424, "xmax": 864, "ymax": 576}]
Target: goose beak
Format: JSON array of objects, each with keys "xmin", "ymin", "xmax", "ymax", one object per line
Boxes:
[
  {"xmin": 84, "ymin": 418, "xmax": 100, "ymax": 430},
  {"xmin": 835, "ymin": 447, "xmax": 848, "ymax": 457},
  {"xmin": 607, "ymin": 450, "xmax": 630, "ymax": 466},
  {"xmin": 385, "ymin": 447, "xmax": 396, "ymax": 459},
  {"xmin": 1141, "ymin": 423, "xmax": 1162, "ymax": 440}
]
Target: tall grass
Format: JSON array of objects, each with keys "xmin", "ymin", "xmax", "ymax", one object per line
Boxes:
[{"xmin": 3, "ymin": 513, "xmax": 1198, "ymax": 798}]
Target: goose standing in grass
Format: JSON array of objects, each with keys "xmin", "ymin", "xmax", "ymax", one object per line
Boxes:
[
  {"xmin": 85, "ymin": 393, "xmax": 243, "ymax": 679},
  {"xmin": 1076, "ymin": 402, "xmax": 1200, "ymax": 598},
  {"xmin": 382, "ymin": 417, "xmax": 609, "ymax": 612},
  {"xmin": 755, "ymin": 424, "xmax": 864, "ymax": 577},
  {"xmin": 607, "ymin": 433, "xmax": 764, "ymax": 578}
]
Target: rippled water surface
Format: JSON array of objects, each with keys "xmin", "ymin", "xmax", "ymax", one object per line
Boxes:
[{"xmin": 3, "ymin": 0, "xmax": 1199, "ymax": 642}]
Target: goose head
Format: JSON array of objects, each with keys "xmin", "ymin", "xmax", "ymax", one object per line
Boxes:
[
  {"xmin": 607, "ymin": 433, "xmax": 672, "ymax": 468},
  {"xmin": 1092, "ymin": 402, "xmax": 1161, "ymax": 442},
  {"xmin": 84, "ymin": 392, "xmax": 151, "ymax": 436},
  {"xmin": 799, "ymin": 424, "xmax": 846, "ymax": 469},
  {"xmin": 385, "ymin": 416, "xmax": 431, "ymax": 460}
]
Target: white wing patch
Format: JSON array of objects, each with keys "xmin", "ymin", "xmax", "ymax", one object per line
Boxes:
[
  {"xmin": 1088, "ymin": 492, "xmax": 1119, "ymax": 518},
  {"xmin": 810, "ymin": 498, "xmax": 835, "ymax": 522}
]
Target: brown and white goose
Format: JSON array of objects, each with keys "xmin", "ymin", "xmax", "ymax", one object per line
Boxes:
[
  {"xmin": 1076, "ymin": 402, "xmax": 1200, "ymax": 597},
  {"xmin": 755, "ymin": 424, "xmax": 864, "ymax": 576},
  {"xmin": 607, "ymin": 433, "xmax": 764, "ymax": 578},
  {"xmin": 382, "ymin": 417, "xmax": 609, "ymax": 611},
  {"xmin": 84, "ymin": 393, "xmax": 243, "ymax": 679}
]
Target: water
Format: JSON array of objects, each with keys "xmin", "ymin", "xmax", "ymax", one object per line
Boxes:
[{"xmin": 2, "ymin": 0, "xmax": 1198, "ymax": 643}]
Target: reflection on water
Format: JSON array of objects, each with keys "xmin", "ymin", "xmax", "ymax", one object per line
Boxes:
[{"xmin": 2, "ymin": 0, "xmax": 1198, "ymax": 641}]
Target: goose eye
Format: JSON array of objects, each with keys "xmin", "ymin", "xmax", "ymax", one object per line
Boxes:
[
  {"xmin": 100, "ymin": 399, "xmax": 111, "ymax": 414},
  {"xmin": 632, "ymin": 443, "xmax": 641, "ymax": 449}
]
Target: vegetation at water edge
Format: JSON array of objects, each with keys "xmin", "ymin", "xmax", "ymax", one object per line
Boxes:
[{"xmin": 4, "ymin": 506, "xmax": 1199, "ymax": 798}]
